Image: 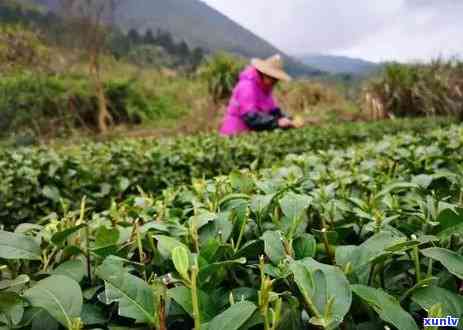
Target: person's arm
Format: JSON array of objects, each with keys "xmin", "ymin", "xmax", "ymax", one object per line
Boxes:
[
  {"xmin": 242, "ymin": 112, "xmax": 279, "ymax": 131},
  {"xmin": 243, "ymin": 107, "xmax": 296, "ymax": 131},
  {"xmin": 270, "ymin": 107, "xmax": 292, "ymax": 120}
]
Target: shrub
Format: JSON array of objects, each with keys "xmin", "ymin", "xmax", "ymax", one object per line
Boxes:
[
  {"xmin": 0, "ymin": 73, "xmax": 91, "ymax": 138},
  {"xmin": 198, "ymin": 52, "xmax": 246, "ymax": 103},
  {"xmin": 0, "ymin": 73, "xmax": 189, "ymax": 139},
  {"xmin": 362, "ymin": 60, "xmax": 463, "ymax": 119},
  {"xmin": 276, "ymin": 80, "xmax": 344, "ymax": 114},
  {"xmin": 126, "ymin": 44, "xmax": 175, "ymax": 69},
  {"xmin": 104, "ymin": 79, "xmax": 162, "ymax": 124},
  {"xmin": 0, "ymin": 24, "xmax": 51, "ymax": 73},
  {"xmin": 0, "ymin": 118, "xmax": 451, "ymax": 228}
]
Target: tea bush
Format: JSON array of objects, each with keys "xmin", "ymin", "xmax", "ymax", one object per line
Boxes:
[
  {"xmin": 0, "ymin": 123, "xmax": 462, "ymax": 330},
  {"xmin": 0, "ymin": 118, "xmax": 452, "ymax": 228}
]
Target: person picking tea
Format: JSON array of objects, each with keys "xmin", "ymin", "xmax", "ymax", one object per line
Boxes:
[{"xmin": 219, "ymin": 54, "xmax": 301, "ymax": 136}]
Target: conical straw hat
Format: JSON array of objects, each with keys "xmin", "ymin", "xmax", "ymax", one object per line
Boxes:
[{"xmin": 251, "ymin": 54, "xmax": 292, "ymax": 82}]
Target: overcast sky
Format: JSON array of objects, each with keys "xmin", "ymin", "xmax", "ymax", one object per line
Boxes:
[{"xmin": 202, "ymin": 0, "xmax": 463, "ymax": 63}]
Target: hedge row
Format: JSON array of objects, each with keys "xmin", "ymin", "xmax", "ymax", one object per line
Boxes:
[{"xmin": 0, "ymin": 117, "xmax": 453, "ymax": 227}]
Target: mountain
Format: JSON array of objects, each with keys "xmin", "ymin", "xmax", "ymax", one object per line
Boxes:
[
  {"xmin": 30, "ymin": 0, "xmax": 323, "ymax": 77},
  {"xmin": 297, "ymin": 54, "xmax": 380, "ymax": 75}
]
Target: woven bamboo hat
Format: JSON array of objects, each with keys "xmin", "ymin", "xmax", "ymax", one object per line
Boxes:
[{"xmin": 251, "ymin": 54, "xmax": 292, "ymax": 82}]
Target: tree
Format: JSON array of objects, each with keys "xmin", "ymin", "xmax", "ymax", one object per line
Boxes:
[
  {"xmin": 110, "ymin": 28, "xmax": 131, "ymax": 58},
  {"xmin": 190, "ymin": 47, "xmax": 204, "ymax": 69},
  {"xmin": 58, "ymin": 0, "xmax": 121, "ymax": 133},
  {"xmin": 155, "ymin": 29, "xmax": 175, "ymax": 54},
  {"xmin": 127, "ymin": 28, "xmax": 141, "ymax": 46},
  {"xmin": 176, "ymin": 40, "xmax": 190, "ymax": 59},
  {"xmin": 143, "ymin": 28, "xmax": 155, "ymax": 45}
]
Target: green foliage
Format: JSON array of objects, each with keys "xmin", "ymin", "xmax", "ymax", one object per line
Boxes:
[
  {"xmin": 0, "ymin": 231, "xmax": 41, "ymax": 260},
  {"xmin": 1, "ymin": 1, "xmax": 205, "ymax": 73},
  {"xmin": 352, "ymin": 285, "xmax": 418, "ymax": 330},
  {"xmin": 0, "ymin": 118, "xmax": 451, "ymax": 228},
  {"xmin": 23, "ymin": 275, "xmax": 83, "ymax": 329},
  {"xmin": 0, "ymin": 73, "xmax": 184, "ymax": 139},
  {"xmin": 0, "ymin": 72, "xmax": 82, "ymax": 138},
  {"xmin": 125, "ymin": 45, "xmax": 174, "ymax": 68},
  {"xmin": 199, "ymin": 52, "xmax": 246, "ymax": 103},
  {"xmin": 104, "ymin": 79, "xmax": 181, "ymax": 123},
  {"xmin": 115, "ymin": 28, "xmax": 205, "ymax": 71},
  {"xmin": 0, "ymin": 24, "xmax": 50, "ymax": 73},
  {"xmin": 96, "ymin": 258, "xmax": 158, "ymax": 325},
  {"xmin": 364, "ymin": 60, "xmax": 463, "ymax": 119},
  {"xmin": 1, "ymin": 120, "xmax": 463, "ymax": 329}
]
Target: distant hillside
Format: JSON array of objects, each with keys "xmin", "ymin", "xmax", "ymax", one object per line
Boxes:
[
  {"xmin": 298, "ymin": 54, "xmax": 380, "ymax": 75},
  {"xmin": 30, "ymin": 0, "xmax": 323, "ymax": 77}
]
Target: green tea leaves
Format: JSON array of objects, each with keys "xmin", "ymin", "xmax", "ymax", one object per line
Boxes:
[
  {"xmin": 24, "ymin": 275, "xmax": 83, "ymax": 328},
  {"xmin": 279, "ymin": 192, "xmax": 311, "ymax": 220},
  {"xmin": 352, "ymin": 285, "xmax": 418, "ymax": 330},
  {"xmin": 0, "ymin": 292, "xmax": 24, "ymax": 326},
  {"xmin": 154, "ymin": 235, "xmax": 189, "ymax": 260},
  {"xmin": 95, "ymin": 258, "xmax": 157, "ymax": 325},
  {"xmin": 421, "ymin": 248, "xmax": 463, "ymax": 279},
  {"xmin": 290, "ymin": 259, "xmax": 352, "ymax": 328},
  {"xmin": 168, "ymin": 287, "xmax": 217, "ymax": 322},
  {"xmin": 412, "ymin": 286, "xmax": 463, "ymax": 319},
  {"xmin": 51, "ymin": 260, "xmax": 86, "ymax": 283},
  {"xmin": 0, "ymin": 231, "xmax": 41, "ymax": 260},
  {"xmin": 293, "ymin": 233, "xmax": 316, "ymax": 259},
  {"xmin": 172, "ymin": 246, "xmax": 191, "ymax": 282},
  {"xmin": 262, "ymin": 231, "xmax": 287, "ymax": 265},
  {"xmin": 206, "ymin": 301, "xmax": 257, "ymax": 330}
]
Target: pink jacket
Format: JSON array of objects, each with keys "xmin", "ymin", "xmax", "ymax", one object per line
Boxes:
[{"xmin": 219, "ymin": 66, "xmax": 278, "ymax": 136}]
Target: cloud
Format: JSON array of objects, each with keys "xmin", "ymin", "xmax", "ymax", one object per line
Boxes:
[
  {"xmin": 202, "ymin": 0, "xmax": 463, "ymax": 62},
  {"xmin": 337, "ymin": 0, "xmax": 463, "ymax": 61},
  {"xmin": 404, "ymin": 0, "xmax": 461, "ymax": 10}
]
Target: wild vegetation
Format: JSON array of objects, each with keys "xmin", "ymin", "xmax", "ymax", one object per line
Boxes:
[
  {"xmin": 0, "ymin": 25, "xmax": 355, "ymax": 142},
  {"xmin": 3, "ymin": 1, "xmax": 463, "ymax": 142},
  {"xmin": 0, "ymin": 1, "xmax": 206, "ymax": 72},
  {"xmin": 362, "ymin": 61, "xmax": 463, "ymax": 120}
]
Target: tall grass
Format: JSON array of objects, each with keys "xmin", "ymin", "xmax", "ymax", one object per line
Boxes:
[
  {"xmin": 0, "ymin": 70, "xmax": 203, "ymax": 141},
  {"xmin": 362, "ymin": 60, "xmax": 463, "ymax": 119},
  {"xmin": 198, "ymin": 52, "xmax": 246, "ymax": 103}
]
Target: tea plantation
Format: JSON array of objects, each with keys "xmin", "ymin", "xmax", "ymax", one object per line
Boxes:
[{"xmin": 1, "ymin": 118, "xmax": 463, "ymax": 330}]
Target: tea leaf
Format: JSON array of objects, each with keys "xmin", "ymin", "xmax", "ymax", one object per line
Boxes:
[
  {"xmin": 0, "ymin": 231, "xmax": 41, "ymax": 260},
  {"xmin": 52, "ymin": 260, "xmax": 85, "ymax": 283},
  {"xmin": 206, "ymin": 301, "xmax": 257, "ymax": 330},
  {"xmin": 95, "ymin": 258, "xmax": 156, "ymax": 324},
  {"xmin": 293, "ymin": 233, "xmax": 316, "ymax": 259},
  {"xmin": 421, "ymin": 247, "xmax": 463, "ymax": 279},
  {"xmin": 262, "ymin": 231, "xmax": 286, "ymax": 265},
  {"xmin": 172, "ymin": 246, "xmax": 191, "ymax": 281},
  {"xmin": 24, "ymin": 275, "xmax": 83, "ymax": 328},
  {"xmin": 0, "ymin": 292, "xmax": 24, "ymax": 325},
  {"xmin": 352, "ymin": 285, "xmax": 418, "ymax": 330},
  {"xmin": 412, "ymin": 286, "xmax": 463, "ymax": 318}
]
